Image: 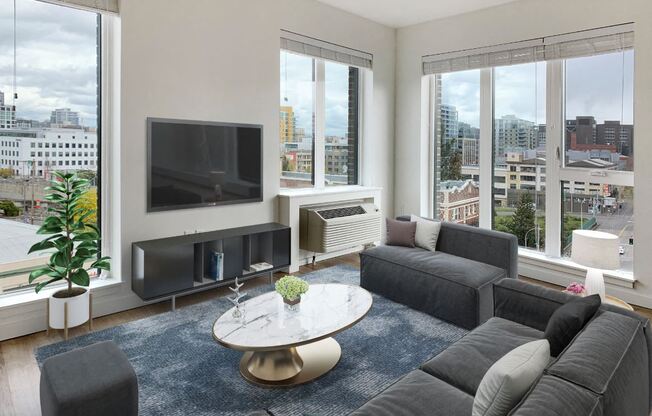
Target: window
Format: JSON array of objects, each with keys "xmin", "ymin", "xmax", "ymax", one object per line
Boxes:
[
  {"xmin": 279, "ymin": 50, "xmax": 361, "ymax": 188},
  {"xmin": 0, "ymin": 0, "xmax": 102, "ymax": 293},
  {"xmin": 279, "ymin": 51, "xmax": 314, "ymax": 188},
  {"xmin": 434, "ymin": 69, "xmax": 481, "ymax": 226},
  {"xmin": 430, "ymin": 25, "xmax": 634, "ymax": 276}
]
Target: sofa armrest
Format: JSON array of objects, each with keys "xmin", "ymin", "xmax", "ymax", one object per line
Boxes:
[{"xmin": 493, "ymin": 278, "xmax": 575, "ymax": 332}]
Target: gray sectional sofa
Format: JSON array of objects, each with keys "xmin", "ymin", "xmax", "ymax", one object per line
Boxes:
[
  {"xmin": 360, "ymin": 216, "xmax": 518, "ymax": 329},
  {"xmin": 351, "ymin": 279, "xmax": 652, "ymax": 416}
]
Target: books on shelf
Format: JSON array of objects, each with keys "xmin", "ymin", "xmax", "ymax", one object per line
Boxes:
[
  {"xmin": 249, "ymin": 262, "xmax": 273, "ymax": 273},
  {"xmin": 208, "ymin": 251, "xmax": 224, "ymax": 281}
]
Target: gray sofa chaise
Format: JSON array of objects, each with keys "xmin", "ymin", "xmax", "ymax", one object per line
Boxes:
[
  {"xmin": 351, "ymin": 279, "xmax": 652, "ymax": 416},
  {"xmin": 360, "ymin": 216, "xmax": 518, "ymax": 329}
]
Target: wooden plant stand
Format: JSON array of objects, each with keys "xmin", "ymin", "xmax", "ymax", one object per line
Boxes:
[{"xmin": 46, "ymin": 292, "xmax": 93, "ymax": 340}]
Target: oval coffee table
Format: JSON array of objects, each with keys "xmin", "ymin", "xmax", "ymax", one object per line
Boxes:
[{"xmin": 213, "ymin": 283, "xmax": 372, "ymax": 387}]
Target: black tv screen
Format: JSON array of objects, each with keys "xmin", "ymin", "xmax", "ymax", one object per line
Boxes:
[{"xmin": 147, "ymin": 118, "xmax": 263, "ymax": 212}]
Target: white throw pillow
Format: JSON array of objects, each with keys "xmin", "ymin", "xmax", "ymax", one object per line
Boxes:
[
  {"xmin": 473, "ymin": 339, "xmax": 550, "ymax": 416},
  {"xmin": 410, "ymin": 215, "xmax": 441, "ymax": 252}
]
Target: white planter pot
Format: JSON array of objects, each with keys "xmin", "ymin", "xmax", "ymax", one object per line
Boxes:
[{"xmin": 49, "ymin": 288, "xmax": 90, "ymax": 329}]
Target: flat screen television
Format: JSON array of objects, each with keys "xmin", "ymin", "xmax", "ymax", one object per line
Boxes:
[{"xmin": 147, "ymin": 118, "xmax": 263, "ymax": 212}]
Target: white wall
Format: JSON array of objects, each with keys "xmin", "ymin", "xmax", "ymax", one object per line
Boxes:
[
  {"xmin": 0, "ymin": 0, "xmax": 396, "ymax": 340},
  {"xmin": 394, "ymin": 0, "xmax": 652, "ymax": 305}
]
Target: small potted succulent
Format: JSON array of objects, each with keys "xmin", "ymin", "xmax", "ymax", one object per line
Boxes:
[{"xmin": 275, "ymin": 275, "xmax": 309, "ymax": 309}]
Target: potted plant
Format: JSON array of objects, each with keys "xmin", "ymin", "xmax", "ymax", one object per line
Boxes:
[
  {"xmin": 275, "ymin": 275, "xmax": 309, "ymax": 309},
  {"xmin": 28, "ymin": 172, "xmax": 110, "ymax": 337}
]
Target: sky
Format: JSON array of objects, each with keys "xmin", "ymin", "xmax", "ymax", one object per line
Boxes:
[
  {"xmin": 280, "ymin": 51, "xmax": 350, "ymax": 138},
  {"xmin": 0, "ymin": 0, "xmax": 98, "ymax": 127},
  {"xmin": 440, "ymin": 50, "xmax": 634, "ymax": 128}
]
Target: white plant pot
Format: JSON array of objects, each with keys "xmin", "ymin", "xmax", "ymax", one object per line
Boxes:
[{"xmin": 49, "ymin": 288, "xmax": 90, "ymax": 329}]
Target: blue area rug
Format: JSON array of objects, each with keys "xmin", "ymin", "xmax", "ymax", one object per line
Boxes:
[{"xmin": 35, "ymin": 265, "xmax": 467, "ymax": 416}]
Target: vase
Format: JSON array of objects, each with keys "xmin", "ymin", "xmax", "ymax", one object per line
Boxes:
[
  {"xmin": 48, "ymin": 287, "xmax": 92, "ymax": 339},
  {"xmin": 283, "ymin": 296, "xmax": 300, "ymax": 311}
]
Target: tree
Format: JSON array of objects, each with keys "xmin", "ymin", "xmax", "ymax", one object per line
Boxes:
[
  {"xmin": 76, "ymin": 170, "xmax": 97, "ymax": 183},
  {"xmin": 440, "ymin": 138, "xmax": 462, "ymax": 181},
  {"xmin": 511, "ymin": 193, "xmax": 536, "ymax": 247},
  {"xmin": 0, "ymin": 200, "xmax": 20, "ymax": 217},
  {"xmin": 0, "ymin": 168, "xmax": 13, "ymax": 179},
  {"xmin": 75, "ymin": 188, "xmax": 98, "ymax": 225}
]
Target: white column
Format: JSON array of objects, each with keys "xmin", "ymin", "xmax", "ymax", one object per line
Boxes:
[
  {"xmin": 313, "ymin": 60, "xmax": 326, "ymax": 188},
  {"xmin": 479, "ymin": 68, "xmax": 493, "ymax": 229},
  {"xmin": 545, "ymin": 60, "xmax": 563, "ymax": 258}
]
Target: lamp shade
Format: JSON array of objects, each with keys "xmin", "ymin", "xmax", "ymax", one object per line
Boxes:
[{"xmin": 571, "ymin": 230, "xmax": 620, "ymax": 270}]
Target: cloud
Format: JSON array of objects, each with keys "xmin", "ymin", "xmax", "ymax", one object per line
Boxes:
[{"xmin": 0, "ymin": 0, "xmax": 98, "ymax": 126}]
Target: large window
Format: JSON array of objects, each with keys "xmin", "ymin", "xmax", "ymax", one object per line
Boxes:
[
  {"xmin": 0, "ymin": 0, "xmax": 101, "ymax": 292},
  {"xmin": 280, "ymin": 50, "xmax": 360, "ymax": 188},
  {"xmin": 492, "ymin": 62, "xmax": 546, "ymax": 251},
  {"xmin": 432, "ymin": 27, "xmax": 634, "ymax": 276},
  {"xmin": 434, "ymin": 69, "xmax": 481, "ymax": 226}
]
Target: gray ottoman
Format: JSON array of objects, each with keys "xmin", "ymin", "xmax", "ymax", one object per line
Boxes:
[{"xmin": 40, "ymin": 340, "xmax": 138, "ymax": 416}]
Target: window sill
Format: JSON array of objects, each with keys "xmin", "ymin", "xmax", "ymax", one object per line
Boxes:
[
  {"xmin": 0, "ymin": 276, "xmax": 123, "ymax": 309},
  {"xmin": 518, "ymin": 248, "xmax": 635, "ymax": 288},
  {"xmin": 279, "ymin": 185, "xmax": 382, "ymax": 198}
]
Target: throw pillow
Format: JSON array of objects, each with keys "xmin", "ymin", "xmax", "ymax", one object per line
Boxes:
[
  {"xmin": 386, "ymin": 218, "xmax": 416, "ymax": 248},
  {"xmin": 473, "ymin": 339, "xmax": 550, "ymax": 416},
  {"xmin": 544, "ymin": 294, "xmax": 601, "ymax": 357},
  {"xmin": 410, "ymin": 214, "xmax": 441, "ymax": 252}
]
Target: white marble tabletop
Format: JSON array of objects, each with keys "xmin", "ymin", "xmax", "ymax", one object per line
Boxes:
[{"xmin": 213, "ymin": 283, "xmax": 373, "ymax": 351}]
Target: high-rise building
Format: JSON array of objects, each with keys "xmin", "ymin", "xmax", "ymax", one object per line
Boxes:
[
  {"xmin": 537, "ymin": 125, "xmax": 546, "ymax": 148},
  {"xmin": 458, "ymin": 121, "xmax": 480, "ymax": 140},
  {"xmin": 50, "ymin": 108, "xmax": 80, "ymax": 127},
  {"xmin": 597, "ymin": 120, "xmax": 633, "ymax": 156},
  {"xmin": 494, "ymin": 115, "xmax": 537, "ymax": 161},
  {"xmin": 0, "ymin": 91, "xmax": 16, "ymax": 130},
  {"xmin": 440, "ymin": 104, "xmax": 459, "ymax": 139},
  {"xmin": 461, "ymin": 138, "xmax": 479, "ymax": 166},
  {"xmin": 279, "ymin": 105, "xmax": 296, "ymax": 143}
]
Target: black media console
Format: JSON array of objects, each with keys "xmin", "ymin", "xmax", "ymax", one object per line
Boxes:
[{"xmin": 132, "ymin": 222, "xmax": 291, "ymax": 303}]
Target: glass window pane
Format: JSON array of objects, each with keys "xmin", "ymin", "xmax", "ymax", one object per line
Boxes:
[
  {"xmin": 562, "ymin": 182, "xmax": 633, "ymax": 273},
  {"xmin": 435, "ymin": 69, "xmax": 480, "ymax": 226},
  {"xmin": 564, "ymin": 51, "xmax": 634, "ymax": 171},
  {"xmin": 492, "ymin": 62, "xmax": 546, "ymax": 251},
  {"xmin": 280, "ymin": 51, "xmax": 314, "ymax": 188},
  {"xmin": 324, "ymin": 62, "xmax": 358, "ymax": 186},
  {"xmin": 0, "ymin": 0, "xmax": 100, "ymax": 292}
]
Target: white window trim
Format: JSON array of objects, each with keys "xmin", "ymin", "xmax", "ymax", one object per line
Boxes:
[{"xmin": 429, "ymin": 53, "xmax": 636, "ymax": 284}]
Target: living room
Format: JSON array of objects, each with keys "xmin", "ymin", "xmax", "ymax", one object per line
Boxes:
[{"xmin": 1, "ymin": 0, "xmax": 651, "ymax": 415}]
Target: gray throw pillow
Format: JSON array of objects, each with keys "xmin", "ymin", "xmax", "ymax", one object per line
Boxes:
[
  {"xmin": 473, "ymin": 339, "xmax": 550, "ymax": 416},
  {"xmin": 410, "ymin": 214, "xmax": 441, "ymax": 251},
  {"xmin": 386, "ymin": 218, "xmax": 416, "ymax": 247}
]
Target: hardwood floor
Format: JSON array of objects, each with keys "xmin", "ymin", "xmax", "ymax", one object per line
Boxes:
[
  {"xmin": 1, "ymin": 252, "xmax": 649, "ymax": 415},
  {"xmin": 0, "ymin": 254, "xmax": 360, "ymax": 416}
]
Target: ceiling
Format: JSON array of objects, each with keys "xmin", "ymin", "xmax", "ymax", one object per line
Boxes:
[{"xmin": 314, "ymin": 0, "xmax": 522, "ymax": 28}]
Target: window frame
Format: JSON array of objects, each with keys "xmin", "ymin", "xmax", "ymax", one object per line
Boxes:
[
  {"xmin": 279, "ymin": 51, "xmax": 363, "ymax": 189},
  {"xmin": 430, "ymin": 51, "xmax": 635, "ymax": 280}
]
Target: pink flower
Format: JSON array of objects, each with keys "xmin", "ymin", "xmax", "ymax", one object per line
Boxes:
[{"xmin": 566, "ymin": 282, "xmax": 586, "ymax": 294}]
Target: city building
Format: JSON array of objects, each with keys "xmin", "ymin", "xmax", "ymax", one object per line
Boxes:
[
  {"xmin": 494, "ymin": 115, "xmax": 538, "ymax": 162},
  {"xmin": 49, "ymin": 108, "xmax": 80, "ymax": 127},
  {"xmin": 279, "ymin": 105, "xmax": 296, "ymax": 143},
  {"xmin": 439, "ymin": 104, "xmax": 459, "ymax": 139},
  {"xmin": 0, "ymin": 127, "xmax": 98, "ymax": 177},
  {"xmin": 438, "ymin": 179, "xmax": 480, "ymax": 225},
  {"xmin": 458, "ymin": 121, "xmax": 480, "ymax": 140},
  {"xmin": 461, "ymin": 137, "xmax": 478, "ymax": 166},
  {"xmin": 0, "ymin": 91, "xmax": 16, "ymax": 130}
]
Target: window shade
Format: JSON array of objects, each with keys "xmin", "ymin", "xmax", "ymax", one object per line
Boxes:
[
  {"xmin": 37, "ymin": 0, "xmax": 118, "ymax": 14},
  {"xmin": 423, "ymin": 23, "xmax": 633, "ymax": 75},
  {"xmin": 281, "ymin": 30, "xmax": 372, "ymax": 69}
]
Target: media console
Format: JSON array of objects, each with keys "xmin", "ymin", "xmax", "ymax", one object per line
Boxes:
[{"xmin": 132, "ymin": 223, "xmax": 290, "ymax": 304}]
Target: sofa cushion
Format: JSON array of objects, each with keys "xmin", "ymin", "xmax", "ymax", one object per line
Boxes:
[
  {"xmin": 544, "ymin": 294, "xmax": 601, "ymax": 357},
  {"xmin": 546, "ymin": 310, "xmax": 648, "ymax": 416},
  {"xmin": 360, "ymin": 245, "xmax": 508, "ymax": 329},
  {"xmin": 421, "ymin": 317, "xmax": 543, "ymax": 395},
  {"xmin": 473, "ymin": 340, "xmax": 550, "ymax": 416},
  {"xmin": 386, "ymin": 218, "xmax": 416, "ymax": 247},
  {"xmin": 410, "ymin": 214, "xmax": 441, "ymax": 251},
  {"xmin": 349, "ymin": 370, "xmax": 473, "ymax": 416},
  {"xmin": 508, "ymin": 375, "xmax": 602, "ymax": 416}
]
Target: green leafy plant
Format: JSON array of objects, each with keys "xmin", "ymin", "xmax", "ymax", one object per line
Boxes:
[
  {"xmin": 28, "ymin": 172, "xmax": 110, "ymax": 294},
  {"xmin": 0, "ymin": 200, "xmax": 20, "ymax": 217},
  {"xmin": 275, "ymin": 275, "xmax": 309, "ymax": 301}
]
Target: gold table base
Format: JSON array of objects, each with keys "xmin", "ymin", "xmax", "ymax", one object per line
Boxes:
[{"xmin": 239, "ymin": 337, "xmax": 341, "ymax": 387}]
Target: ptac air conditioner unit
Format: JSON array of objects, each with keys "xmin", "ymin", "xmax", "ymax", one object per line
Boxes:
[{"xmin": 300, "ymin": 202, "xmax": 381, "ymax": 254}]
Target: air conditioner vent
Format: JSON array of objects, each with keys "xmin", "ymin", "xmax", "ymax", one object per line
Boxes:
[{"xmin": 318, "ymin": 206, "xmax": 366, "ymax": 220}]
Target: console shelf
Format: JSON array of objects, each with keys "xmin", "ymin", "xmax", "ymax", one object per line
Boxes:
[{"xmin": 132, "ymin": 223, "xmax": 291, "ymax": 301}]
